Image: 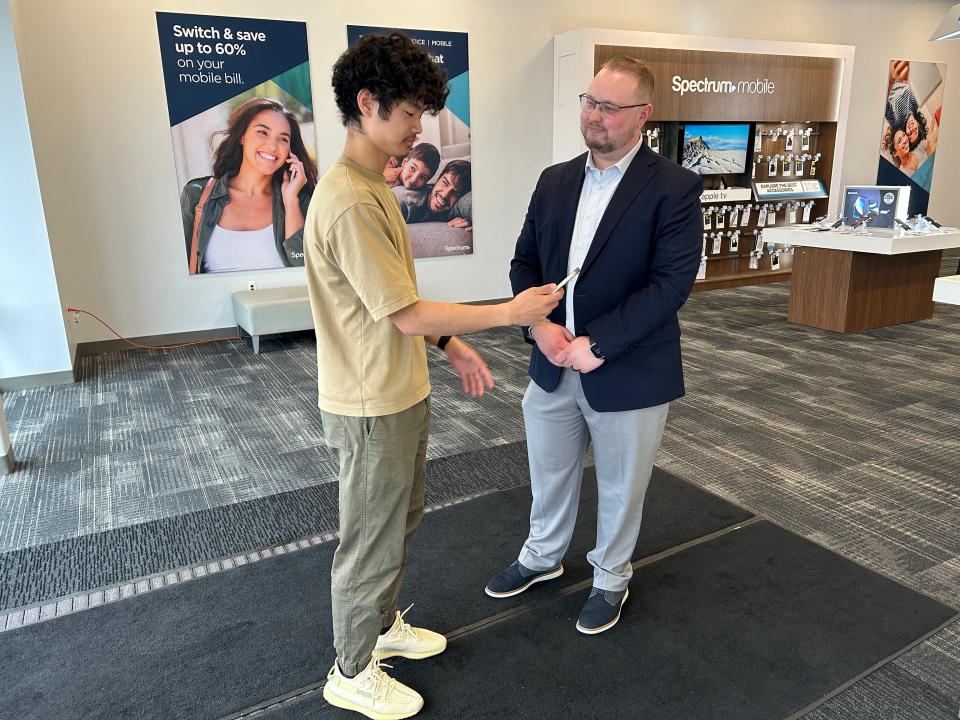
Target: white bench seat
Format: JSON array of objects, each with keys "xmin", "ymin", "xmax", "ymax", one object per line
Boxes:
[{"xmin": 231, "ymin": 286, "xmax": 313, "ymax": 353}]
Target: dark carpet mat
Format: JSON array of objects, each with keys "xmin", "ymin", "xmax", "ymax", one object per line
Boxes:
[
  {"xmin": 408, "ymin": 464, "xmax": 752, "ymax": 625},
  {"xmin": 0, "ymin": 466, "xmax": 746, "ymax": 720},
  {"xmin": 263, "ymin": 521, "xmax": 957, "ymax": 720}
]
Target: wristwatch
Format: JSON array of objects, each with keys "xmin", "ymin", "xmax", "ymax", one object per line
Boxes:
[{"xmin": 589, "ymin": 341, "xmax": 605, "ymax": 360}]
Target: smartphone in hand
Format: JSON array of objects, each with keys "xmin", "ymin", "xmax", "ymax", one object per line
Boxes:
[{"xmin": 553, "ymin": 267, "xmax": 580, "ymax": 294}]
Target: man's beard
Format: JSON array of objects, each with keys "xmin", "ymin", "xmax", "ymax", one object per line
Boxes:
[
  {"xmin": 584, "ymin": 136, "xmax": 617, "ymax": 154},
  {"xmin": 581, "ymin": 125, "xmax": 618, "ymax": 154}
]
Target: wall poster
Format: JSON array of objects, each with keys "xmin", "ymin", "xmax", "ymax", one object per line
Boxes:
[
  {"xmin": 876, "ymin": 59, "xmax": 946, "ymax": 217},
  {"xmin": 348, "ymin": 25, "xmax": 473, "ymax": 259},
  {"xmin": 156, "ymin": 12, "xmax": 317, "ymax": 275}
]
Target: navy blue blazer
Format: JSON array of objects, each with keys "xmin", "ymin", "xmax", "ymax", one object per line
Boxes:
[{"xmin": 510, "ymin": 143, "xmax": 703, "ymax": 412}]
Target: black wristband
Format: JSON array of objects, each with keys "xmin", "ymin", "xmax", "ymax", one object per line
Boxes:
[{"xmin": 437, "ymin": 335, "xmax": 452, "ymax": 351}]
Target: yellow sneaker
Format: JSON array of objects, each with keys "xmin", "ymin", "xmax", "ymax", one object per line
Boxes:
[
  {"xmin": 373, "ymin": 604, "xmax": 447, "ymax": 661},
  {"xmin": 322, "ymin": 659, "xmax": 424, "ymax": 720}
]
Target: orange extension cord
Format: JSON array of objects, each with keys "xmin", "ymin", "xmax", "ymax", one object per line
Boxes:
[{"xmin": 65, "ymin": 307, "xmax": 237, "ymax": 351}]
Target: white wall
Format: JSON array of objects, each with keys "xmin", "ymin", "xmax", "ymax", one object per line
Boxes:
[
  {"xmin": 9, "ymin": 0, "xmax": 960, "ymax": 350},
  {"xmin": 0, "ymin": 0, "xmax": 71, "ymax": 382}
]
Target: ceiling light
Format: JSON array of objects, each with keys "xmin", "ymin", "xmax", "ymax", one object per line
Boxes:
[{"xmin": 930, "ymin": 3, "xmax": 960, "ymax": 40}]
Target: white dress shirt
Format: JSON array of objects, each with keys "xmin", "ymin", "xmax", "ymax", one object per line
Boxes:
[{"xmin": 565, "ymin": 136, "xmax": 645, "ymax": 337}]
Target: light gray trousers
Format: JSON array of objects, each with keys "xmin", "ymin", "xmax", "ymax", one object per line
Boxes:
[{"xmin": 519, "ymin": 369, "xmax": 669, "ymax": 592}]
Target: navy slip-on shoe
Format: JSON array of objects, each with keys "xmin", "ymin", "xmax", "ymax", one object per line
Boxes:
[
  {"xmin": 485, "ymin": 560, "xmax": 564, "ymax": 598},
  {"xmin": 576, "ymin": 587, "xmax": 629, "ymax": 634}
]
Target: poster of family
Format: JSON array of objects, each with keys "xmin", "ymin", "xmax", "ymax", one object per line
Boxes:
[
  {"xmin": 348, "ymin": 25, "xmax": 474, "ymax": 259},
  {"xmin": 877, "ymin": 59, "xmax": 946, "ymax": 216}
]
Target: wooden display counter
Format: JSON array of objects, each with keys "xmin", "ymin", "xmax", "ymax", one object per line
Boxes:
[{"xmin": 766, "ymin": 228, "xmax": 960, "ymax": 333}]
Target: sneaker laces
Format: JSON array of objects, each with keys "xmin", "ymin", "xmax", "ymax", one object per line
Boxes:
[
  {"xmin": 391, "ymin": 603, "xmax": 421, "ymax": 641},
  {"xmin": 359, "ymin": 659, "xmax": 397, "ymax": 700}
]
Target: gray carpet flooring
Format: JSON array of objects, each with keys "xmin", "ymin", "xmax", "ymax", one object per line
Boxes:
[
  {"xmin": 2, "ymin": 270, "xmax": 959, "ymax": 718},
  {"xmin": 0, "ymin": 442, "xmax": 537, "ymax": 611},
  {"xmin": 0, "ymin": 332, "xmax": 531, "ymax": 552}
]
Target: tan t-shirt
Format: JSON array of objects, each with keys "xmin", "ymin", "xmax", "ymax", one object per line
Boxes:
[{"xmin": 304, "ymin": 154, "xmax": 430, "ymax": 417}]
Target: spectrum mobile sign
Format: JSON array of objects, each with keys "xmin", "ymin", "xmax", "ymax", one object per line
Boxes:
[{"xmin": 672, "ymin": 75, "xmax": 776, "ymax": 96}]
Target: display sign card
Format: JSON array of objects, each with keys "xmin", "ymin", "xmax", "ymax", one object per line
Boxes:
[
  {"xmin": 842, "ymin": 185, "xmax": 910, "ymax": 228},
  {"xmin": 700, "ymin": 187, "xmax": 752, "ymax": 204},
  {"xmin": 752, "ymin": 179, "xmax": 827, "ymax": 200}
]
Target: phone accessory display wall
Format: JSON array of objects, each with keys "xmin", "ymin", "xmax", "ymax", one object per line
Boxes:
[{"xmin": 553, "ymin": 29, "xmax": 854, "ymax": 291}]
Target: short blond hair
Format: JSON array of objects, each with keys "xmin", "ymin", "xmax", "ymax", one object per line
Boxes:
[{"xmin": 600, "ymin": 56, "xmax": 655, "ymax": 100}]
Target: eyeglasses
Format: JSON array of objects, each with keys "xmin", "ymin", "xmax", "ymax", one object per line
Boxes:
[{"xmin": 579, "ymin": 93, "xmax": 650, "ymax": 118}]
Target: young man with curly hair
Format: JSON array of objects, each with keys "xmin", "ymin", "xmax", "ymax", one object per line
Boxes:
[{"xmin": 305, "ymin": 32, "xmax": 561, "ymax": 719}]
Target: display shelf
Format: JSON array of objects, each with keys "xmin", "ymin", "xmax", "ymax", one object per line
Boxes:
[
  {"xmin": 766, "ymin": 228, "xmax": 960, "ymax": 255},
  {"xmin": 693, "ymin": 268, "xmax": 792, "ymax": 292},
  {"xmin": 667, "ymin": 117, "xmax": 833, "ymax": 290}
]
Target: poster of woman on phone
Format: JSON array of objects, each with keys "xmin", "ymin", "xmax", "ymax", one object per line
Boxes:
[{"xmin": 156, "ymin": 12, "xmax": 317, "ymax": 275}]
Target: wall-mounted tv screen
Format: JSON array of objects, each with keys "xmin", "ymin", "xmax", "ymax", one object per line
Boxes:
[{"xmin": 680, "ymin": 123, "xmax": 751, "ymax": 175}]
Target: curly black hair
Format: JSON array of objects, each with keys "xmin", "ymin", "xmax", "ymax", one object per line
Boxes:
[
  {"xmin": 332, "ymin": 32, "xmax": 449, "ymax": 127},
  {"xmin": 906, "ymin": 110, "xmax": 928, "ymax": 151},
  {"xmin": 884, "ymin": 123, "xmax": 909, "ymax": 167}
]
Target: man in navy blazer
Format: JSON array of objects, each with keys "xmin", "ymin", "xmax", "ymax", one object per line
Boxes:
[{"xmin": 485, "ymin": 57, "xmax": 703, "ymax": 634}]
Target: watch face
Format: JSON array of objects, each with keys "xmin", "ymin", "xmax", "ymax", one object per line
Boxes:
[{"xmin": 590, "ymin": 342, "xmax": 604, "ymax": 359}]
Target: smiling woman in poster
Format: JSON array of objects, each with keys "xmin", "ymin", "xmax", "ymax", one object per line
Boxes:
[
  {"xmin": 886, "ymin": 126, "xmax": 926, "ymax": 175},
  {"xmin": 180, "ymin": 97, "xmax": 318, "ymax": 274}
]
